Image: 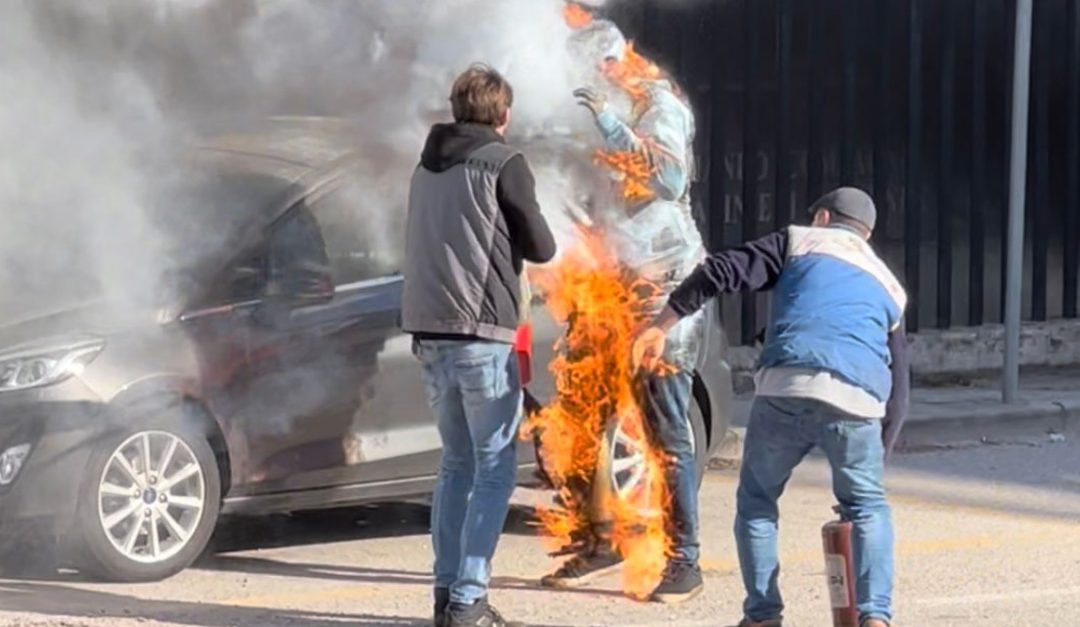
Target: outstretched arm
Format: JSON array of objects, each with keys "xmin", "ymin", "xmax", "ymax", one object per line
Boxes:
[
  {"xmin": 667, "ymin": 230, "xmax": 789, "ymax": 319},
  {"xmin": 632, "ymin": 231, "xmax": 789, "ymax": 370}
]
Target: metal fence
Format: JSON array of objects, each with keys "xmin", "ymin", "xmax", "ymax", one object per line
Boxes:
[{"xmin": 607, "ymin": 0, "xmax": 1080, "ymax": 344}]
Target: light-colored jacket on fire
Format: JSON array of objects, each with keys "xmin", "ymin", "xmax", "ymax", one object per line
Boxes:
[{"xmin": 593, "ymin": 80, "xmax": 706, "ymax": 370}]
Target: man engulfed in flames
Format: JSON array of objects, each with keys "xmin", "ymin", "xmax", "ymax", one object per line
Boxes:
[{"xmin": 523, "ymin": 2, "xmax": 708, "ymax": 603}]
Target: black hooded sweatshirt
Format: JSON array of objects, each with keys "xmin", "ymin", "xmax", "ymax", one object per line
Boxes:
[
  {"xmin": 408, "ymin": 123, "xmax": 556, "ymax": 341},
  {"xmin": 419, "ymin": 123, "xmax": 556, "ymax": 264}
]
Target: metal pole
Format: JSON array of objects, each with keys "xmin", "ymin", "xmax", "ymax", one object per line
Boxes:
[{"xmin": 1004, "ymin": 0, "xmax": 1033, "ymax": 404}]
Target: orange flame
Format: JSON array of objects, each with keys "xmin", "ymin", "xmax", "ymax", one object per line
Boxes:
[
  {"xmin": 595, "ymin": 149, "xmax": 656, "ymax": 204},
  {"xmin": 605, "ymin": 42, "xmax": 662, "ymax": 105},
  {"xmin": 525, "ymin": 230, "xmax": 674, "ymax": 598},
  {"xmin": 563, "ymin": 2, "xmax": 594, "ymax": 29}
]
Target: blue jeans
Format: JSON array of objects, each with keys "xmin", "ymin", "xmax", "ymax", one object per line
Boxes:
[
  {"xmin": 640, "ymin": 371, "xmax": 700, "ymax": 565},
  {"xmin": 414, "ymin": 339, "xmax": 523, "ymax": 606},
  {"xmin": 735, "ymin": 396, "xmax": 893, "ymax": 625}
]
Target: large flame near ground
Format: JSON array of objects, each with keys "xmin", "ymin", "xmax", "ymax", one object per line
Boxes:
[{"xmin": 525, "ymin": 230, "xmax": 674, "ymax": 598}]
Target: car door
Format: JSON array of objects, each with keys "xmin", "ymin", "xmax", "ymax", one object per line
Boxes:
[
  {"xmin": 296, "ymin": 173, "xmax": 442, "ymax": 485},
  {"xmin": 220, "ymin": 201, "xmax": 373, "ymax": 495}
]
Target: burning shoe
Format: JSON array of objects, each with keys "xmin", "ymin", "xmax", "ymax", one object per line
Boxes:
[
  {"xmin": 446, "ymin": 599, "xmax": 521, "ymax": 627},
  {"xmin": 540, "ymin": 550, "xmax": 623, "ymax": 588},
  {"xmin": 650, "ymin": 561, "xmax": 704, "ymax": 604}
]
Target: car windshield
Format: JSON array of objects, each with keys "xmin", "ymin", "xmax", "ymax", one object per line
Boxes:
[{"xmin": 0, "ymin": 168, "xmax": 291, "ymax": 323}]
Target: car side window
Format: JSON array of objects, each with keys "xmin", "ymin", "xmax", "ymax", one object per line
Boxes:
[
  {"xmin": 266, "ymin": 203, "xmax": 334, "ymax": 303},
  {"xmin": 194, "ymin": 245, "xmax": 268, "ymax": 308},
  {"xmin": 307, "ymin": 177, "xmax": 404, "ymax": 285}
]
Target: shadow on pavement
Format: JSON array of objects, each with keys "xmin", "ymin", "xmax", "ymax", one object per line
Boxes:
[
  {"xmin": 207, "ymin": 502, "xmax": 540, "ymax": 555},
  {"xmin": 0, "ymin": 580, "xmax": 429, "ymax": 626},
  {"xmin": 198, "ymin": 554, "xmax": 431, "ymax": 587},
  {"xmin": 0, "ymin": 580, "xmax": 571, "ymax": 627},
  {"xmin": 198, "ymin": 554, "xmax": 625, "ymax": 602}
]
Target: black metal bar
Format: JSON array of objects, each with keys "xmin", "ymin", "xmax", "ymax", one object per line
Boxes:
[
  {"xmin": 937, "ymin": 0, "xmax": 956, "ymax": 328},
  {"xmin": 807, "ymin": 1, "xmax": 823, "ymax": 203},
  {"xmin": 740, "ymin": 0, "xmax": 759, "ymax": 345},
  {"xmin": 775, "ymin": 0, "xmax": 793, "ymax": 231},
  {"xmin": 842, "ymin": 0, "xmax": 858, "ymax": 184},
  {"xmin": 970, "ymin": 0, "xmax": 988, "ymax": 325},
  {"xmin": 873, "ymin": 0, "xmax": 890, "ymax": 231},
  {"xmin": 905, "ymin": 0, "xmax": 923, "ymax": 331},
  {"xmin": 1067, "ymin": 0, "xmax": 1080, "ymax": 318},
  {"xmin": 707, "ymin": 1, "xmax": 728, "ymax": 255},
  {"xmin": 1031, "ymin": 0, "xmax": 1049, "ymax": 321}
]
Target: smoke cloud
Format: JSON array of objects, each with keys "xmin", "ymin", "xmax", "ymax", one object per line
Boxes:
[{"xmin": 0, "ymin": 0, "xmax": 612, "ymax": 322}]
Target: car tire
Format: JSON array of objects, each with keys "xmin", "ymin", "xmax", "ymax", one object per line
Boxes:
[
  {"xmin": 73, "ymin": 404, "xmax": 221, "ymax": 582},
  {"xmin": 688, "ymin": 390, "xmax": 710, "ymax": 485},
  {"xmin": 603, "ymin": 389, "xmax": 709, "ymax": 503}
]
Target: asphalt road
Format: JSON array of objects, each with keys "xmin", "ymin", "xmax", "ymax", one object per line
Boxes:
[{"xmin": 0, "ymin": 438, "xmax": 1077, "ymax": 627}]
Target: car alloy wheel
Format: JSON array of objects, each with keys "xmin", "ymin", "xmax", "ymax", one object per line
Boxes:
[
  {"xmin": 96, "ymin": 431, "xmax": 206, "ymax": 564},
  {"xmin": 608, "ymin": 413, "xmax": 697, "ymax": 502}
]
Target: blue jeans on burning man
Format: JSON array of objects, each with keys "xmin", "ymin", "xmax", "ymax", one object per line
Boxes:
[
  {"xmin": 414, "ymin": 338, "xmax": 523, "ymax": 606},
  {"xmin": 641, "ymin": 370, "xmax": 700, "ymax": 566},
  {"xmin": 736, "ymin": 396, "xmax": 893, "ymax": 625}
]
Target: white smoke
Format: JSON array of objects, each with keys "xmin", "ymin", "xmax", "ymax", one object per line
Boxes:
[{"xmin": 0, "ymin": 0, "xmax": 612, "ymax": 321}]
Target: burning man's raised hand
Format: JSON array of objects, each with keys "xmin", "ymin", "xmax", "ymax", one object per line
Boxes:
[{"xmin": 573, "ymin": 87, "xmax": 607, "ymax": 117}]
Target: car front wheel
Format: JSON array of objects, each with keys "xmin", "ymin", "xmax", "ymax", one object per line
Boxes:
[
  {"xmin": 75, "ymin": 413, "xmax": 221, "ymax": 582},
  {"xmin": 602, "ymin": 388, "xmax": 709, "ymax": 506}
]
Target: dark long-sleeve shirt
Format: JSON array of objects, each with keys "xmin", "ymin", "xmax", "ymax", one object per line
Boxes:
[{"xmin": 668, "ymin": 228, "xmax": 910, "ymax": 452}]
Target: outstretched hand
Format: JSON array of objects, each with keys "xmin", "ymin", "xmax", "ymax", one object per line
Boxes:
[
  {"xmin": 631, "ymin": 326, "xmax": 667, "ymax": 372},
  {"xmin": 631, "ymin": 306, "xmax": 682, "ymax": 372},
  {"xmin": 573, "ymin": 86, "xmax": 607, "ymax": 117}
]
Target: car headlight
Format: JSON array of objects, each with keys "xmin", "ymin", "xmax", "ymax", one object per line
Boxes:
[
  {"xmin": 0, "ymin": 444, "xmax": 30, "ymax": 485},
  {"xmin": 0, "ymin": 339, "xmax": 104, "ymax": 393}
]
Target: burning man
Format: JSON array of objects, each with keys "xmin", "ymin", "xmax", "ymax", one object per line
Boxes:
[
  {"xmin": 402, "ymin": 64, "xmax": 556, "ymax": 627},
  {"xmin": 633, "ymin": 188, "xmax": 909, "ymax": 627},
  {"xmin": 538, "ymin": 18, "xmax": 708, "ymax": 604}
]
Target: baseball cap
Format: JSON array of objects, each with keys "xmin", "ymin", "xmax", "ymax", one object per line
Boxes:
[{"xmin": 809, "ymin": 187, "xmax": 877, "ymax": 232}]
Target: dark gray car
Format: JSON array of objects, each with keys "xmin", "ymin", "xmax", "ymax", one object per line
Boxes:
[{"xmin": 0, "ymin": 118, "xmax": 732, "ymax": 582}]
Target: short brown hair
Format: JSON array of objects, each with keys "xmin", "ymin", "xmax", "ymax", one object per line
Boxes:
[{"xmin": 449, "ymin": 63, "xmax": 514, "ymax": 126}]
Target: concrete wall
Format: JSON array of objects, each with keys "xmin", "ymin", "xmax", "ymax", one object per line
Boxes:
[{"xmin": 727, "ymin": 319, "xmax": 1080, "ymax": 391}]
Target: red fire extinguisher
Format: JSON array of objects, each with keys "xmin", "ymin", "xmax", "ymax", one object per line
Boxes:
[
  {"xmin": 514, "ymin": 323, "xmax": 533, "ymax": 386},
  {"xmin": 821, "ymin": 505, "xmax": 859, "ymax": 627}
]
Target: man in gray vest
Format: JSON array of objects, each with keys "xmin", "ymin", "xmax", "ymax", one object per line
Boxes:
[{"xmin": 403, "ymin": 63, "xmax": 556, "ymax": 627}]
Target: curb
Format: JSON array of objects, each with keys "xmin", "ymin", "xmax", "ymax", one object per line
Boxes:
[
  {"xmin": 708, "ymin": 399, "xmax": 1080, "ymax": 468},
  {"xmin": 896, "ymin": 398, "xmax": 1080, "ymax": 452}
]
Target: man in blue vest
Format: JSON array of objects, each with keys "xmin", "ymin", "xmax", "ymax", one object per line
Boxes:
[{"xmin": 633, "ymin": 187, "xmax": 908, "ymax": 627}]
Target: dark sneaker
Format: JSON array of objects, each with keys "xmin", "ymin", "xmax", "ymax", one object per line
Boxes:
[
  {"xmin": 540, "ymin": 550, "xmax": 623, "ymax": 588},
  {"xmin": 434, "ymin": 587, "xmax": 450, "ymax": 626},
  {"xmin": 650, "ymin": 561, "xmax": 704, "ymax": 604},
  {"xmin": 446, "ymin": 599, "xmax": 522, "ymax": 627},
  {"xmin": 736, "ymin": 618, "xmax": 783, "ymax": 627}
]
